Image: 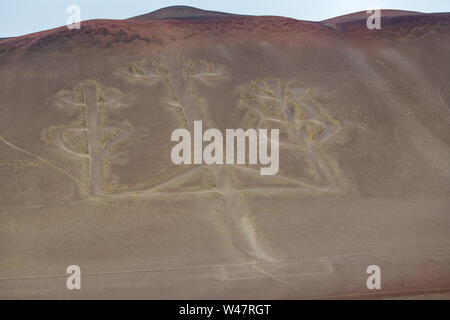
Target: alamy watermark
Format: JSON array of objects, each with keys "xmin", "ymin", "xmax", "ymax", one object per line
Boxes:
[
  {"xmin": 366, "ymin": 265, "xmax": 381, "ymax": 290},
  {"xmin": 171, "ymin": 121, "xmax": 279, "ymax": 175},
  {"xmin": 66, "ymin": 5, "xmax": 81, "ymax": 30},
  {"xmin": 366, "ymin": 6, "xmax": 381, "ymax": 30},
  {"xmin": 66, "ymin": 265, "xmax": 81, "ymax": 290}
]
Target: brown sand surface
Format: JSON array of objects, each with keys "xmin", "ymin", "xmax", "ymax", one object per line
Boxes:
[{"xmin": 0, "ymin": 6, "xmax": 449, "ymax": 299}]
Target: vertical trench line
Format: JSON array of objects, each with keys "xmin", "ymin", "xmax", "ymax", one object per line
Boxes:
[
  {"xmin": 212, "ymin": 167, "xmax": 276, "ymax": 262},
  {"xmin": 84, "ymin": 84, "xmax": 104, "ymax": 197},
  {"xmin": 165, "ymin": 57, "xmax": 202, "ymax": 131},
  {"xmin": 166, "ymin": 56, "xmax": 275, "ymax": 262}
]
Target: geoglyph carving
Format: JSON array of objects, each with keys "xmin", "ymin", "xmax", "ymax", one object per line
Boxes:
[
  {"xmin": 40, "ymin": 58, "xmax": 346, "ymax": 263},
  {"xmin": 238, "ymin": 77, "xmax": 344, "ymax": 191},
  {"xmin": 42, "ymin": 80, "xmax": 131, "ymax": 196},
  {"xmin": 119, "ymin": 57, "xmax": 277, "ymax": 262}
]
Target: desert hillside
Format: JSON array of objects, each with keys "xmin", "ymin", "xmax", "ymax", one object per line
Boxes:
[{"xmin": 0, "ymin": 6, "xmax": 449, "ymax": 299}]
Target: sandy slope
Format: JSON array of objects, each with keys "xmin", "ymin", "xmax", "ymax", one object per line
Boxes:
[{"xmin": 0, "ymin": 7, "xmax": 449, "ymax": 299}]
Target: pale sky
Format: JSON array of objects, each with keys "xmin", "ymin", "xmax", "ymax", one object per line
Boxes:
[{"xmin": 1, "ymin": 0, "xmax": 449, "ymax": 37}]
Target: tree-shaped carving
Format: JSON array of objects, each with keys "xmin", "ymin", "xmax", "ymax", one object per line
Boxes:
[
  {"xmin": 39, "ymin": 59, "xmax": 346, "ymax": 267},
  {"xmin": 238, "ymin": 77, "xmax": 342, "ymax": 191},
  {"xmin": 119, "ymin": 57, "xmax": 186, "ymax": 126},
  {"xmin": 43, "ymin": 80, "xmax": 131, "ymax": 196},
  {"xmin": 116, "ymin": 60, "xmax": 346, "ymax": 264},
  {"xmin": 182, "ymin": 59, "xmax": 229, "ymax": 128},
  {"xmin": 120, "ymin": 57, "xmax": 228, "ymax": 130},
  {"xmin": 119, "ymin": 57, "xmax": 276, "ymax": 263}
]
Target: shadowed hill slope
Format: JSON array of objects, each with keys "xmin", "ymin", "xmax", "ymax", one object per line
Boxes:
[
  {"xmin": 323, "ymin": 9, "xmax": 426, "ymax": 23},
  {"xmin": 128, "ymin": 5, "xmax": 244, "ymax": 20}
]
